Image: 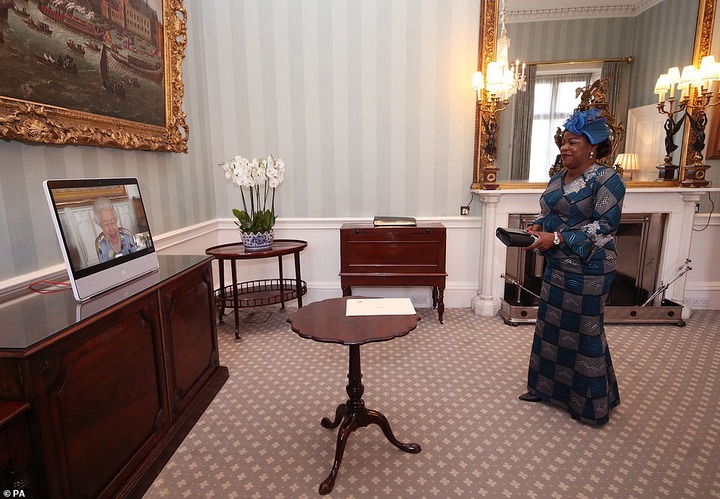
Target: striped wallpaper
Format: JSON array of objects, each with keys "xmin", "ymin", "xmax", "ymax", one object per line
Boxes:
[
  {"xmin": 0, "ymin": 0, "xmax": 480, "ymax": 281},
  {"xmin": 629, "ymin": 0, "xmax": 699, "ymax": 109},
  {"xmin": 205, "ymin": 0, "xmax": 480, "ymax": 219}
]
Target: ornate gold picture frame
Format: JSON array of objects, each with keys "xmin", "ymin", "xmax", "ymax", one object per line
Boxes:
[{"xmin": 0, "ymin": 0, "xmax": 188, "ymax": 152}]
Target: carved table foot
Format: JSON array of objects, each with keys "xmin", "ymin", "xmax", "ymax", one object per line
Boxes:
[
  {"xmin": 321, "ymin": 404, "xmax": 347, "ymax": 429},
  {"xmin": 319, "ymin": 404, "xmax": 421, "ymax": 495},
  {"xmin": 319, "ymin": 411, "xmax": 359, "ymax": 495},
  {"xmin": 364, "ymin": 408, "xmax": 421, "ymax": 454}
]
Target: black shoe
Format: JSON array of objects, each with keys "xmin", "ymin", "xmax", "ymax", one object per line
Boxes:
[{"xmin": 518, "ymin": 392, "xmax": 542, "ymax": 402}]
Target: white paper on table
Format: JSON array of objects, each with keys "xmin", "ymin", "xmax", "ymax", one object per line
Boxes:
[{"xmin": 345, "ymin": 298, "xmax": 416, "ymax": 316}]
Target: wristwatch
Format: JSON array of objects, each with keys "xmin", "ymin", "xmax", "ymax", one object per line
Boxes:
[{"xmin": 553, "ymin": 231, "xmax": 560, "ymax": 246}]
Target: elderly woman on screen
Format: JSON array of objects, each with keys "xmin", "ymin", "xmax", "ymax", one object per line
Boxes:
[
  {"xmin": 519, "ymin": 107, "xmax": 626, "ymax": 426},
  {"xmin": 93, "ymin": 197, "xmax": 137, "ymax": 262}
]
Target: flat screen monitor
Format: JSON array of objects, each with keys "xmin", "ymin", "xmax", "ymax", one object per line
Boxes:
[{"xmin": 43, "ymin": 177, "xmax": 159, "ymax": 302}]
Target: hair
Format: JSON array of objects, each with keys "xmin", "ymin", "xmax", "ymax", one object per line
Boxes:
[
  {"xmin": 92, "ymin": 197, "xmax": 119, "ymax": 227},
  {"xmin": 595, "ymin": 138, "xmax": 612, "ymax": 159}
]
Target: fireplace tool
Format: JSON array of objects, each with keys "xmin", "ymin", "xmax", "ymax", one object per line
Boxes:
[
  {"xmin": 501, "ymin": 273, "xmax": 541, "ymax": 301},
  {"xmin": 642, "ymin": 259, "xmax": 692, "ymax": 307}
]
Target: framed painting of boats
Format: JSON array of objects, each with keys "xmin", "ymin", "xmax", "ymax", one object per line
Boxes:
[{"xmin": 0, "ymin": 0, "xmax": 188, "ymax": 152}]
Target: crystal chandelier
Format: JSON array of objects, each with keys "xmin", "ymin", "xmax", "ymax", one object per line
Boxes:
[{"xmin": 473, "ymin": 0, "xmax": 526, "ymax": 101}]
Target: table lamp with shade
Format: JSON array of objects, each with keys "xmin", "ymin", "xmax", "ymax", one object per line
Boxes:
[{"xmin": 614, "ymin": 153, "xmax": 639, "ymax": 180}]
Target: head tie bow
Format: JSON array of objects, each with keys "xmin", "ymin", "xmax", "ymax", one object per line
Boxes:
[{"xmin": 563, "ymin": 108, "xmax": 610, "ymax": 145}]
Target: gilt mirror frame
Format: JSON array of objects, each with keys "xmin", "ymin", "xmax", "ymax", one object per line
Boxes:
[
  {"xmin": 472, "ymin": 0, "xmax": 717, "ymax": 190},
  {"xmin": 0, "ymin": 0, "xmax": 188, "ymax": 152}
]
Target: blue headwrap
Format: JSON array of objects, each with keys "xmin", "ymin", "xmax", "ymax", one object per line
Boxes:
[{"xmin": 563, "ymin": 108, "xmax": 610, "ymax": 144}]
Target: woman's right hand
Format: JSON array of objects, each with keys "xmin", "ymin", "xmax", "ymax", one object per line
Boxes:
[{"xmin": 524, "ymin": 225, "xmax": 555, "ymax": 252}]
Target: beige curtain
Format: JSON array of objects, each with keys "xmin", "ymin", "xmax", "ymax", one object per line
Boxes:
[
  {"xmin": 601, "ymin": 61, "xmax": 624, "ymax": 116},
  {"xmin": 510, "ymin": 64, "xmax": 536, "ymax": 181}
]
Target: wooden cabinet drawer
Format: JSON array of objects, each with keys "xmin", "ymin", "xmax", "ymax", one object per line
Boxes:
[{"xmin": 340, "ymin": 224, "xmax": 446, "ymax": 275}]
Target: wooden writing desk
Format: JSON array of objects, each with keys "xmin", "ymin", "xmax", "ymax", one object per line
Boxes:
[{"xmin": 339, "ymin": 223, "xmax": 447, "ymax": 322}]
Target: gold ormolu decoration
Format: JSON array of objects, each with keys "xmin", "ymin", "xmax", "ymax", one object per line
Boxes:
[
  {"xmin": 682, "ymin": 0, "xmax": 716, "ymax": 187},
  {"xmin": 0, "ymin": 0, "xmax": 189, "ymax": 153},
  {"xmin": 473, "ymin": 0, "xmax": 499, "ymax": 190},
  {"xmin": 548, "ymin": 78, "xmax": 625, "ymax": 178}
]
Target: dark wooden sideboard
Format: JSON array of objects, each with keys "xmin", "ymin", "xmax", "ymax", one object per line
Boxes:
[
  {"xmin": 0, "ymin": 401, "xmax": 34, "ymax": 494},
  {"xmin": 0, "ymin": 255, "xmax": 228, "ymax": 498},
  {"xmin": 339, "ymin": 223, "xmax": 447, "ymax": 322}
]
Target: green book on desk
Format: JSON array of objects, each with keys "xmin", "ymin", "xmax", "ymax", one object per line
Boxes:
[{"xmin": 373, "ymin": 216, "xmax": 417, "ymax": 227}]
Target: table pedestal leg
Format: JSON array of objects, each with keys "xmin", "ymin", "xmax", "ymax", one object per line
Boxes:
[
  {"xmin": 318, "ymin": 345, "xmax": 421, "ymax": 495},
  {"xmin": 231, "ymin": 262, "xmax": 240, "ymax": 339}
]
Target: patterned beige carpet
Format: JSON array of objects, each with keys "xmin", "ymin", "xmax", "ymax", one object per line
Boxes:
[{"xmin": 144, "ymin": 307, "xmax": 720, "ymax": 498}]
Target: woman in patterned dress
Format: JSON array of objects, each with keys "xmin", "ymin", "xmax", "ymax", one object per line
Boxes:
[{"xmin": 519, "ymin": 108, "xmax": 625, "ymax": 426}]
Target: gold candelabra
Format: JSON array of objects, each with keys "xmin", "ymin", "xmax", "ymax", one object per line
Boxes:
[
  {"xmin": 655, "ymin": 58, "xmax": 719, "ymax": 187},
  {"xmin": 478, "ymin": 93, "xmax": 509, "ymax": 165}
]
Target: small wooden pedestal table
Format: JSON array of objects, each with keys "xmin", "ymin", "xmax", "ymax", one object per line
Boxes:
[
  {"xmin": 206, "ymin": 239, "xmax": 307, "ymax": 339},
  {"xmin": 287, "ymin": 296, "xmax": 422, "ymax": 495}
]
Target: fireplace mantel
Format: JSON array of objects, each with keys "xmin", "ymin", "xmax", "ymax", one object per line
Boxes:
[{"xmin": 471, "ymin": 187, "xmax": 720, "ymax": 318}]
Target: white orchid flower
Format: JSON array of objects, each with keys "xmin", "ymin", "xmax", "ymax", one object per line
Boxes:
[{"xmin": 217, "ymin": 154, "xmax": 286, "ymax": 232}]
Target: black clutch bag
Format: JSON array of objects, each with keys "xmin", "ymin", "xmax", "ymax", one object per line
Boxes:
[{"xmin": 495, "ymin": 227, "xmax": 537, "ymax": 247}]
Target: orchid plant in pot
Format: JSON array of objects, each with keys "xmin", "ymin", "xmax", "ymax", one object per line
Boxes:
[{"xmin": 219, "ymin": 154, "xmax": 285, "ymax": 251}]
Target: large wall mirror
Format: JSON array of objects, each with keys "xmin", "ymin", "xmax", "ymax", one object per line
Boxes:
[{"xmin": 473, "ymin": 0, "xmax": 717, "ymax": 189}]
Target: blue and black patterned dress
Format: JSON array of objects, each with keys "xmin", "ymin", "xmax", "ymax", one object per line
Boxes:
[{"xmin": 526, "ymin": 163, "xmax": 625, "ymax": 426}]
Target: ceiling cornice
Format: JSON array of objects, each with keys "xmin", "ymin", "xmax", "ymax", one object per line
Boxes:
[{"xmin": 506, "ymin": 0, "xmax": 665, "ymax": 23}]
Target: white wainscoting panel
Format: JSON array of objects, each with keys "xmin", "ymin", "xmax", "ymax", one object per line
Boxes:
[
  {"xmin": 685, "ymin": 214, "xmax": 720, "ymax": 311},
  {"xmin": 4, "ymin": 215, "xmax": 717, "ymax": 312}
]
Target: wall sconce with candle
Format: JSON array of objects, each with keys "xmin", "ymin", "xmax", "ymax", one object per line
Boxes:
[
  {"xmin": 471, "ymin": 0, "xmax": 526, "ymax": 190},
  {"xmin": 655, "ymin": 56, "xmax": 720, "ymax": 187}
]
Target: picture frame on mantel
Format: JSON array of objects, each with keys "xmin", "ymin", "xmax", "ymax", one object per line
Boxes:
[{"xmin": 0, "ymin": 0, "xmax": 189, "ymax": 152}]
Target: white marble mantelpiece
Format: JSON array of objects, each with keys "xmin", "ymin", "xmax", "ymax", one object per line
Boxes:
[{"xmin": 470, "ymin": 187, "xmax": 720, "ymax": 318}]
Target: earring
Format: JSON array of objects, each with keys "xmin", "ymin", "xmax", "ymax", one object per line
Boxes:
[{"xmin": 589, "ymin": 151, "xmax": 594, "ymax": 159}]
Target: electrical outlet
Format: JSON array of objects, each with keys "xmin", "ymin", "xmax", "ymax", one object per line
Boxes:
[
  {"xmin": 690, "ymin": 297, "xmax": 710, "ymax": 308},
  {"xmin": 460, "ymin": 205, "xmax": 470, "ymax": 216},
  {"xmin": 411, "ymin": 295, "xmax": 431, "ymax": 307}
]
